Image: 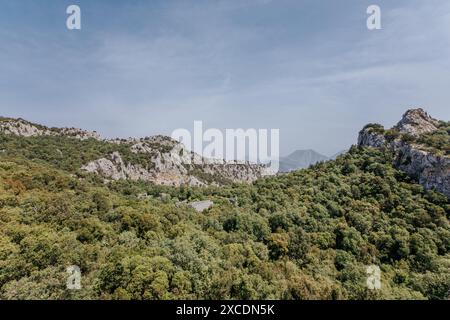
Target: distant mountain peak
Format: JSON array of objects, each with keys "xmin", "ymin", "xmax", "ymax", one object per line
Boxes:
[
  {"xmin": 279, "ymin": 149, "xmax": 329, "ymax": 172},
  {"xmin": 287, "ymin": 149, "xmax": 317, "ymax": 156}
]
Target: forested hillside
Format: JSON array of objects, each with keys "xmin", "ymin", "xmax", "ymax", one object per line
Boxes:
[{"xmin": 1, "ymin": 135, "xmax": 449, "ymax": 299}]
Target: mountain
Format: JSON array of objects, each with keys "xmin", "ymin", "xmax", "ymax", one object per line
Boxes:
[
  {"xmin": 279, "ymin": 149, "xmax": 329, "ymax": 172},
  {"xmin": 0, "ymin": 117, "xmax": 274, "ymax": 186},
  {"xmin": 358, "ymin": 108, "xmax": 449, "ymax": 197},
  {"xmin": 0, "ymin": 109, "xmax": 448, "ymax": 300}
]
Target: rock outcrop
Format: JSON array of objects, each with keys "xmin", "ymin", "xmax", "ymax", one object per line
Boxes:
[
  {"xmin": 394, "ymin": 143, "xmax": 450, "ymax": 197},
  {"xmin": 81, "ymin": 140, "xmax": 273, "ymax": 187},
  {"xmin": 357, "ymin": 125, "xmax": 386, "ymax": 148},
  {"xmin": 0, "ymin": 118, "xmax": 101, "ymax": 140},
  {"xmin": 81, "ymin": 151, "xmax": 207, "ymax": 187},
  {"xmin": 358, "ymin": 108, "xmax": 450, "ymax": 197},
  {"xmin": 394, "ymin": 108, "xmax": 439, "ymax": 136}
]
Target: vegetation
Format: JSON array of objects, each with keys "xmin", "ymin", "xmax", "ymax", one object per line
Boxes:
[
  {"xmin": 0, "ymin": 134, "xmax": 159, "ymax": 172},
  {"xmin": 0, "ymin": 132, "xmax": 449, "ymax": 300},
  {"xmin": 368, "ymin": 121, "xmax": 450, "ymax": 156},
  {"xmin": 418, "ymin": 121, "xmax": 450, "ymax": 155},
  {"xmin": 361, "ymin": 123, "xmax": 385, "ymax": 135},
  {"xmin": 189, "ymin": 166, "xmax": 234, "ymax": 186}
]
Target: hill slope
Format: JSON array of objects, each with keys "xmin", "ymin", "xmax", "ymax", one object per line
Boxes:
[
  {"xmin": 0, "ymin": 117, "xmax": 273, "ymax": 187},
  {"xmin": 0, "ymin": 110, "xmax": 449, "ymax": 300},
  {"xmin": 358, "ymin": 108, "xmax": 450, "ymax": 197}
]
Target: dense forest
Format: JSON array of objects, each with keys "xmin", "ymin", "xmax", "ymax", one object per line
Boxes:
[{"xmin": 0, "ymin": 132, "xmax": 449, "ymax": 300}]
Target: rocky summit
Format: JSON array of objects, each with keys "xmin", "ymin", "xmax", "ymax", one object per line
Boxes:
[
  {"xmin": 394, "ymin": 108, "xmax": 440, "ymax": 136},
  {"xmin": 358, "ymin": 108, "xmax": 450, "ymax": 197}
]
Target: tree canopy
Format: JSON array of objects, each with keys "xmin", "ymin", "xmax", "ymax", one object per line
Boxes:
[{"xmin": 0, "ymin": 133, "xmax": 449, "ymax": 300}]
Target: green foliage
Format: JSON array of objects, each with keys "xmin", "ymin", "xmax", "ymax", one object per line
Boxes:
[
  {"xmin": 417, "ymin": 121, "xmax": 450, "ymax": 155},
  {"xmin": 362, "ymin": 123, "xmax": 385, "ymax": 134},
  {"xmin": 378, "ymin": 121, "xmax": 450, "ymax": 156},
  {"xmin": 0, "ymin": 135, "xmax": 449, "ymax": 300}
]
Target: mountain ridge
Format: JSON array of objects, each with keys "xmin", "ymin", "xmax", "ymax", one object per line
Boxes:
[
  {"xmin": 279, "ymin": 149, "xmax": 329, "ymax": 172},
  {"xmin": 0, "ymin": 117, "xmax": 274, "ymax": 186},
  {"xmin": 278, "ymin": 149, "xmax": 348, "ymax": 172}
]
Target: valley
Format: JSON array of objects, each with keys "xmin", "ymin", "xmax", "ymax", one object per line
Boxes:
[{"xmin": 0, "ymin": 109, "xmax": 448, "ymax": 300}]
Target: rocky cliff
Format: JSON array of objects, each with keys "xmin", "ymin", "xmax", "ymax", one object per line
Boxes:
[
  {"xmin": 0, "ymin": 117, "xmax": 274, "ymax": 186},
  {"xmin": 358, "ymin": 108, "xmax": 450, "ymax": 197},
  {"xmin": 394, "ymin": 108, "xmax": 440, "ymax": 136},
  {"xmin": 81, "ymin": 136, "xmax": 274, "ymax": 186}
]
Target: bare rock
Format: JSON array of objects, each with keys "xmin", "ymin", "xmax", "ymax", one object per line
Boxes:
[
  {"xmin": 0, "ymin": 119, "xmax": 49, "ymax": 137},
  {"xmin": 358, "ymin": 126, "xmax": 386, "ymax": 148},
  {"xmin": 394, "ymin": 108, "xmax": 439, "ymax": 137}
]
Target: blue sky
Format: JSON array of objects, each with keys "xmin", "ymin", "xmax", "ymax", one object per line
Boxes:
[{"xmin": 1, "ymin": 0, "xmax": 450, "ymax": 156}]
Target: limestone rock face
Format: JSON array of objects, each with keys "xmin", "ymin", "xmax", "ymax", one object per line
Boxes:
[
  {"xmin": 81, "ymin": 152, "xmax": 154, "ymax": 181},
  {"xmin": 59, "ymin": 127, "xmax": 101, "ymax": 140},
  {"xmin": 81, "ymin": 136, "xmax": 272, "ymax": 187},
  {"xmin": 358, "ymin": 109, "xmax": 449, "ymax": 197},
  {"xmin": 394, "ymin": 143, "xmax": 450, "ymax": 197},
  {"xmin": 0, "ymin": 119, "xmax": 47, "ymax": 137},
  {"xmin": 1, "ymin": 117, "xmax": 273, "ymax": 186},
  {"xmin": 357, "ymin": 127, "xmax": 386, "ymax": 148}
]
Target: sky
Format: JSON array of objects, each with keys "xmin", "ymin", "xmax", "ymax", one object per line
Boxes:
[{"xmin": 0, "ymin": 0, "xmax": 450, "ymax": 156}]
